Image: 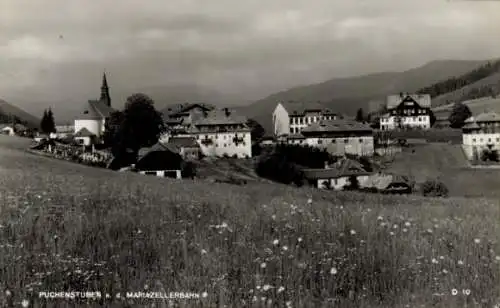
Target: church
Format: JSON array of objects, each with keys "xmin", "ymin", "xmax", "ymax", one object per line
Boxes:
[{"xmin": 74, "ymin": 73, "xmax": 116, "ymax": 145}]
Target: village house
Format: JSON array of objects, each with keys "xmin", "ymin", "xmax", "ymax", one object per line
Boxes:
[
  {"xmin": 462, "ymin": 111, "xmax": 500, "ymax": 160},
  {"xmin": 51, "ymin": 124, "xmax": 75, "ymax": 139},
  {"xmin": 74, "ymin": 127, "xmax": 97, "ymax": 146},
  {"xmin": 135, "ymin": 142, "xmax": 184, "ymax": 179},
  {"xmin": 167, "ymin": 136, "xmax": 201, "ymax": 160},
  {"xmin": 272, "ymin": 101, "xmax": 338, "ymax": 137},
  {"xmin": 286, "ymin": 133, "xmax": 306, "ymax": 145},
  {"xmin": 379, "ymin": 93, "xmax": 432, "ymax": 130},
  {"xmin": 300, "ymin": 119, "xmax": 374, "ymax": 157},
  {"xmin": 0, "ymin": 124, "xmax": 15, "ymax": 136},
  {"xmin": 161, "ymin": 103, "xmax": 214, "ymax": 139},
  {"xmin": 74, "ymin": 72, "xmax": 115, "ymax": 143},
  {"xmin": 302, "ymin": 158, "xmax": 372, "ymax": 190}
]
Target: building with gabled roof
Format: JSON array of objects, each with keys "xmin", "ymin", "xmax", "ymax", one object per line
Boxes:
[
  {"xmin": 379, "ymin": 93, "xmax": 432, "ymax": 130},
  {"xmin": 136, "ymin": 142, "xmax": 184, "ymax": 179},
  {"xmin": 167, "ymin": 136, "xmax": 201, "ymax": 160},
  {"xmin": 74, "ymin": 72, "xmax": 116, "ymax": 142},
  {"xmin": 300, "ymin": 119, "xmax": 374, "ymax": 157},
  {"xmin": 272, "ymin": 101, "xmax": 338, "ymax": 137},
  {"xmin": 462, "ymin": 111, "xmax": 500, "ymax": 160}
]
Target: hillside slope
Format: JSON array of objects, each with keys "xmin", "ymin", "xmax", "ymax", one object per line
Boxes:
[
  {"xmin": 0, "ymin": 99, "xmax": 40, "ymax": 129},
  {"xmin": 239, "ymin": 59, "xmax": 490, "ymax": 133}
]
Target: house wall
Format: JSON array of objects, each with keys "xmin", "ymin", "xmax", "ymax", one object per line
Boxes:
[
  {"xmin": 75, "ymin": 136, "xmax": 92, "ymax": 146},
  {"xmin": 74, "ymin": 119, "xmax": 103, "ymax": 137},
  {"xmin": 139, "ymin": 170, "xmax": 182, "ymax": 179},
  {"xmin": 1, "ymin": 127, "xmax": 15, "ymax": 136},
  {"xmin": 317, "ymin": 175, "xmax": 370, "ymax": 190},
  {"xmin": 380, "ymin": 115, "xmax": 430, "ymax": 130},
  {"xmin": 195, "ymin": 131, "xmax": 252, "ymax": 158},
  {"xmin": 305, "ymin": 135, "xmax": 374, "ymax": 156},
  {"xmin": 272, "ymin": 103, "xmax": 290, "ymax": 137},
  {"xmin": 462, "ymin": 131, "xmax": 500, "ymax": 160}
]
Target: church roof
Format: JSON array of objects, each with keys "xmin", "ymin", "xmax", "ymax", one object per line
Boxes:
[
  {"xmin": 77, "ymin": 99, "xmax": 115, "ymax": 120},
  {"xmin": 386, "ymin": 94, "xmax": 431, "ymax": 109},
  {"xmin": 301, "ymin": 119, "xmax": 372, "ymax": 134}
]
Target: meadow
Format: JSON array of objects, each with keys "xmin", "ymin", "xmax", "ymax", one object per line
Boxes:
[{"xmin": 0, "ymin": 136, "xmax": 498, "ymax": 307}]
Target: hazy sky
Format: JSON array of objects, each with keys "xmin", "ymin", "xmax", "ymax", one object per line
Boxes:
[{"xmin": 1, "ymin": 0, "xmax": 500, "ymax": 112}]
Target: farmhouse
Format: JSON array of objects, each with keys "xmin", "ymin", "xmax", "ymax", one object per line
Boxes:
[
  {"xmin": 167, "ymin": 136, "xmax": 201, "ymax": 160},
  {"xmin": 136, "ymin": 142, "xmax": 184, "ymax": 179},
  {"xmin": 162, "ymin": 103, "xmax": 214, "ymax": 137},
  {"xmin": 74, "ymin": 72, "xmax": 115, "ymax": 142},
  {"xmin": 462, "ymin": 111, "xmax": 500, "ymax": 160},
  {"xmin": 303, "ymin": 158, "xmax": 372, "ymax": 190},
  {"xmin": 379, "ymin": 93, "xmax": 432, "ymax": 130},
  {"xmin": 300, "ymin": 119, "xmax": 374, "ymax": 157},
  {"xmin": 74, "ymin": 127, "xmax": 97, "ymax": 146},
  {"xmin": 272, "ymin": 101, "xmax": 338, "ymax": 137},
  {"xmin": 51, "ymin": 125, "xmax": 75, "ymax": 139}
]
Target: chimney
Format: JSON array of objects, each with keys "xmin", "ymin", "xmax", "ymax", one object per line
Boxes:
[
  {"xmin": 399, "ymin": 92, "xmax": 404, "ymax": 98},
  {"xmin": 224, "ymin": 108, "xmax": 231, "ymax": 117}
]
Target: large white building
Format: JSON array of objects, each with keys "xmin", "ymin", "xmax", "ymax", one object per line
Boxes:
[
  {"xmin": 74, "ymin": 73, "xmax": 115, "ymax": 143},
  {"xmin": 462, "ymin": 112, "xmax": 500, "ymax": 160},
  {"xmin": 272, "ymin": 101, "xmax": 338, "ymax": 137},
  {"xmin": 379, "ymin": 93, "xmax": 432, "ymax": 130},
  {"xmin": 300, "ymin": 119, "xmax": 374, "ymax": 157},
  {"xmin": 163, "ymin": 105, "xmax": 252, "ymax": 158}
]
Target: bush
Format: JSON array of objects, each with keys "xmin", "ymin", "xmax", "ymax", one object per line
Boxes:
[
  {"xmin": 223, "ymin": 153, "xmax": 230, "ymax": 159},
  {"xmin": 481, "ymin": 149, "xmax": 499, "ymax": 162},
  {"xmin": 232, "ymin": 154, "xmax": 238, "ymax": 159},
  {"xmin": 255, "ymin": 152, "xmax": 304, "ymax": 186},
  {"xmin": 421, "ymin": 180, "xmax": 449, "ymax": 197},
  {"xmin": 181, "ymin": 161, "xmax": 197, "ymax": 179}
]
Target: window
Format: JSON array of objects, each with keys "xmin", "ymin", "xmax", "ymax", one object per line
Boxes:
[
  {"xmin": 344, "ymin": 139, "xmax": 348, "ymax": 143},
  {"xmin": 418, "ymin": 117, "xmax": 422, "ymax": 122},
  {"xmin": 497, "ymin": 138, "xmax": 500, "ymax": 142},
  {"xmin": 488, "ymin": 138, "xmax": 492, "ymax": 143},
  {"xmin": 334, "ymin": 179, "xmax": 338, "ymax": 185},
  {"xmin": 359, "ymin": 138, "xmax": 363, "ymax": 143},
  {"xmin": 332, "ymin": 139, "xmax": 336, "ymax": 143},
  {"xmin": 318, "ymin": 139, "xmax": 323, "ymax": 144},
  {"xmin": 472, "ymin": 138, "xmax": 476, "ymax": 143}
]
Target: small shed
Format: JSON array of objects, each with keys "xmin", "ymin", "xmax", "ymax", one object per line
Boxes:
[
  {"xmin": 302, "ymin": 158, "xmax": 372, "ymax": 190},
  {"xmin": 74, "ymin": 127, "xmax": 97, "ymax": 146},
  {"xmin": 136, "ymin": 142, "xmax": 184, "ymax": 179},
  {"xmin": 167, "ymin": 136, "xmax": 201, "ymax": 160}
]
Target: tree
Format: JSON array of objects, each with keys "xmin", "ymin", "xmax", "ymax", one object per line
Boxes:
[
  {"xmin": 448, "ymin": 102, "xmax": 472, "ymax": 128},
  {"xmin": 246, "ymin": 118, "xmax": 265, "ymax": 142},
  {"xmin": 40, "ymin": 109, "xmax": 56, "ymax": 134},
  {"xmin": 355, "ymin": 108, "xmax": 365, "ymax": 122},
  {"xmin": 429, "ymin": 109, "xmax": 436, "ymax": 127},
  {"xmin": 103, "ymin": 110, "xmax": 125, "ymax": 152},
  {"xmin": 115, "ymin": 93, "xmax": 166, "ymax": 157}
]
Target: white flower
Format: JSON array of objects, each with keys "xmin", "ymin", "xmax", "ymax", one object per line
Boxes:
[
  {"xmin": 404, "ymin": 221, "xmax": 411, "ymax": 227},
  {"xmin": 457, "ymin": 260, "xmax": 464, "ymax": 265},
  {"xmin": 439, "ymin": 256, "xmax": 444, "ymax": 260},
  {"xmin": 282, "ymin": 246, "xmax": 289, "ymax": 251},
  {"xmin": 201, "ymin": 249, "xmax": 207, "ymax": 255},
  {"xmin": 432, "ymin": 258, "xmax": 438, "ymax": 264},
  {"xmin": 393, "ymin": 224, "xmax": 398, "ymax": 229},
  {"xmin": 262, "ymin": 284, "xmax": 272, "ymax": 291},
  {"xmin": 377, "ymin": 216, "xmax": 383, "ymax": 221},
  {"xmin": 402, "ymin": 228, "xmax": 408, "ymax": 233},
  {"xmin": 21, "ymin": 299, "xmax": 29, "ymax": 307},
  {"xmin": 260, "ymin": 262, "xmax": 267, "ymax": 269},
  {"xmin": 273, "ymin": 239, "xmax": 279, "ymax": 246},
  {"xmin": 442, "ymin": 269, "xmax": 448, "ymax": 274},
  {"xmin": 277, "ymin": 286, "xmax": 285, "ymax": 293},
  {"xmin": 350, "ymin": 230, "xmax": 356, "ymax": 235},
  {"xmin": 495, "ymin": 256, "xmax": 500, "ymax": 261},
  {"xmin": 271, "ymin": 215, "xmax": 276, "ymax": 220},
  {"xmin": 389, "ymin": 231, "xmax": 395, "ymax": 236},
  {"xmin": 221, "ymin": 222, "xmax": 228, "ymax": 228},
  {"xmin": 474, "ymin": 238, "xmax": 481, "ymax": 244},
  {"xmin": 297, "ymin": 237, "xmax": 303, "ymax": 243},
  {"xmin": 330, "ymin": 267, "xmax": 337, "ymax": 275},
  {"xmin": 307, "ymin": 198, "xmax": 312, "ymax": 204}
]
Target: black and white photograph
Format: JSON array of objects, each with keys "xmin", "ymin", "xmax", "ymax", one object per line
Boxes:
[{"xmin": 0, "ymin": 0, "xmax": 499, "ymax": 307}]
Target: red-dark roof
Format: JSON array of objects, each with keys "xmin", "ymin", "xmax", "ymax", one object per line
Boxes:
[
  {"xmin": 74, "ymin": 127, "xmax": 95, "ymax": 137},
  {"xmin": 168, "ymin": 137, "xmax": 200, "ymax": 148},
  {"xmin": 302, "ymin": 158, "xmax": 371, "ymax": 180},
  {"xmin": 78, "ymin": 100, "xmax": 115, "ymax": 120},
  {"xmin": 138, "ymin": 142, "xmax": 180, "ymax": 160},
  {"xmin": 301, "ymin": 119, "xmax": 372, "ymax": 134}
]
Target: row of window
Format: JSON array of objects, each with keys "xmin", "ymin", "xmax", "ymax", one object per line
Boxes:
[
  {"xmin": 289, "ymin": 138, "xmax": 370, "ymax": 144},
  {"xmin": 380, "ymin": 116, "xmax": 428, "ymax": 123},
  {"xmin": 471, "ymin": 137, "xmax": 500, "ymax": 143},
  {"xmin": 197, "ymin": 134, "xmax": 246, "ymax": 140},
  {"xmin": 289, "ymin": 115, "xmax": 336, "ymax": 125},
  {"xmin": 391, "ymin": 109, "xmax": 426, "ymax": 116},
  {"xmin": 379, "ymin": 124, "xmax": 429, "ymax": 130}
]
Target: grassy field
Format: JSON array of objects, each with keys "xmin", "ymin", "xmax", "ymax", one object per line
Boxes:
[
  {"xmin": 0, "ymin": 136, "xmax": 499, "ymax": 307},
  {"xmin": 381, "ymin": 143, "xmax": 500, "ymax": 198}
]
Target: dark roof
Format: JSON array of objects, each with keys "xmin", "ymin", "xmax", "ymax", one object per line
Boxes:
[
  {"xmin": 168, "ymin": 137, "xmax": 200, "ymax": 148},
  {"xmin": 287, "ymin": 134, "xmax": 305, "ymax": 139},
  {"xmin": 163, "ymin": 103, "xmax": 214, "ymax": 117},
  {"xmin": 387, "ymin": 94, "xmax": 431, "ymax": 109},
  {"xmin": 280, "ymin": 101, "xmax": 336, "ymax": 115},
  {"xmin": 465, "ymin": 112, "xmax": 500, "ymax": 123},
  {"xmin": 78, "ymin": 99, "xmax": 115, "ymax": 120},
  {"xmin": 302, "ymin": 158, "xmax": 371, "ymax": 180},
  {"xmin": 74, "ymin": 127, "xmax": 96, "ymax": 137},
  {"xmin": 138, "ymin": 142, "xmax": 180, "ymax": 161},
  {"xmin": 301, "ymin": 119, "xmax": 372, "ymax": 134}
]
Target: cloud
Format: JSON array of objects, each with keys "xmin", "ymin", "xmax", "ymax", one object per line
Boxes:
[{"xmin": 1, "ymin": 0, "xmax": 500, "ymax": 106}]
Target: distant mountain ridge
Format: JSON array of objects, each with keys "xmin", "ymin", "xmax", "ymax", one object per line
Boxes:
[
  {"xmin": 0, "ymin": 99, "xmax": 40, "ymax": 129},
  {"xmin": 238, "ymin": 59, "xmax": 493, "ymax": 133}
]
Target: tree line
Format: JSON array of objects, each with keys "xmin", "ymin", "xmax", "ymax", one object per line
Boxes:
[{"xmin": 416, "ymin": 60, "xmax": 500, "ymax": 98}]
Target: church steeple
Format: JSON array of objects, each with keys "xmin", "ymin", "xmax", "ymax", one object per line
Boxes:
[{"xmin": 100, "ymin": 71, "xmax": 111, "ymax": 107}]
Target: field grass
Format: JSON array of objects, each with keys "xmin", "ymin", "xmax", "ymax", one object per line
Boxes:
[
  {"xmin": 0, "ymin": 136, "xmax": 499, "ymax": 307},
  {"xmin": 381, "ymin": 143, "xmax": 500, "ymax": 198}
]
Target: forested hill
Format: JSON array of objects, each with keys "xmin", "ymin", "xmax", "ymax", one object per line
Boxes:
[{"xmin": 417, "ymin": 59, "xmax": 500, "ymax": 107}]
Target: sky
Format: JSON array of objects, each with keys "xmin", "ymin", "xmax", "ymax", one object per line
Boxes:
[{"xmin": 1, "ymin": 0, "xmax": 500, "ymax": 116}]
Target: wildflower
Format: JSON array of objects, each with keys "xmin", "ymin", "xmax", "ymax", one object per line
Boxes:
[
  {"xmin": 221, "ymin": 222, "xmax": 228, "ymax": 229},
  {"xmin": 442, "ymin": 269, "xmax": 448, "ymax": 274},
  {"xmin": 380, "ymin": 222, "xmax": 387, "ymax": 227},
  {"xmin": 377, "ymin": 216, "xmax": 384, "ymax": 221},
  {"xmin": 5, "ymin": 290, "xmax": 11, "ymax": 297},
  {"xmin": 404, "ymin": 221, "xmax": 411, "ymax": 227},
  {"xmin": 271, "ymin": 215, "xmax": 276, "ymax": 220},
  {"xmin": 286, "ymin": 301, "xmax": 292, "ymax": 307},
  {"xmin": 439, "ymin": 256, "xmax": 444, "ymax": 260},
  {"xmin": 350, "ymin": 230, "xmax": 356, "ymax": 235},
  {"xmin": 277, "ymin": 286, "xmax": 285, "ymax": 293},
  {"xmin": 307, "ymin": 198, "xmax": 312, "ymax": 204},
  {"xmin": 402, "ymin": 228, "xmax": 408, "ymax": 233},
  {"xmin": 201, "ymin": 249, "xmax": 207, "ymax": 255},
  {"xmin": 457, "ymin": 260, "xmax": 464, "ymax": 266},
  {"xmin": 393, "ymin": 224, "xmax": 398, "ymax": 229},
  {"xmin": 389, "ymin": 231, "xmax": 395, "ymax": 236},
  {"xmin": 273, "ymin": 239, "xmax": 279, "ymax": 246},
  {"xmin": 297, "ymin": 237, "xmax": 303, "ymax": 243},
  {"xmin": 432, "ymin": 258, "xmax": 438, "ymax": 264},
  {"xmin": 21, "ymin": 299, "xmax": 29, "ymax": 307},
  {"xmin": 262, "ymin": 285, "xmax": 272, "ymax": 291},
  {"xmin": 474, "ymin": 238, "xmax": 481, "ymax": 244},
  {"xmin": 282, "ymin": 246, "xmax": 289, "ymax": 251},
  {"xmin": 260, "ymin": 262, "xmax": 267, "ymax": 269},
  {"xmin": 495, "ymin": 256, "xmax": 500, "ymax": 261},
  {"xmin": 426, "ymin": 229, "xmax": 433, "ymax": 234},
  {"xmin": 330, "ymin": 267, "xmax": 337, "ymax": 275}
]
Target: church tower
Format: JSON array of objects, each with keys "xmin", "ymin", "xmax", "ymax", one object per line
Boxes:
[{"xmin": 100, "ymin": 72, "xmax": 111, "ymax": 107}]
